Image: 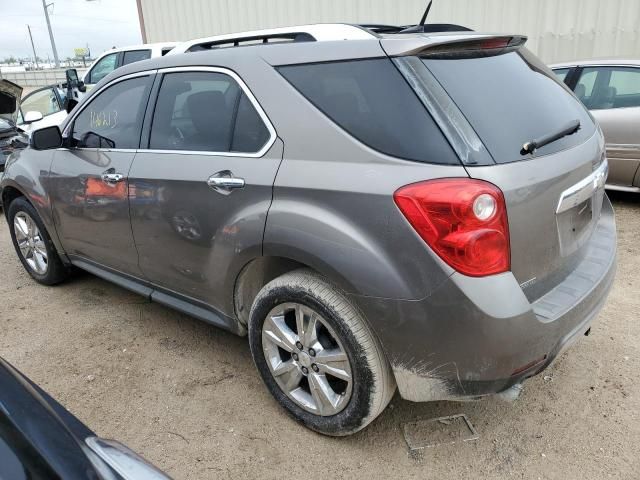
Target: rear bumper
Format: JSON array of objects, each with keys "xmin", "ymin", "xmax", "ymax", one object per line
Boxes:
[{"xmin": 351, "ymin": 195, "xmax": 617, "ymax": 402}]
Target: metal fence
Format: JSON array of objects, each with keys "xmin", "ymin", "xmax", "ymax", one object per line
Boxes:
[
  {"xmin": 137, "ymin": 0, "xmax": 640, "ymax": 64},
  {"xmin": 0, "ymin": 69, "xmax": 87, "ymax": 88}
]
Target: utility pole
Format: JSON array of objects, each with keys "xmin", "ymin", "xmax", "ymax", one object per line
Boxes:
[
  {"xmin": 41, "ymin": 0, "xmax": 60, "ymax": 68},
  {"xmin": 27, "ymin": 25, "xmax": 40, "ymax": 70}
]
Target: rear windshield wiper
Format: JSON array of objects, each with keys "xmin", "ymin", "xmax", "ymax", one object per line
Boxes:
[{"xmin": 521, "ymin": 119, "xmax": 581, "ymax": 155}]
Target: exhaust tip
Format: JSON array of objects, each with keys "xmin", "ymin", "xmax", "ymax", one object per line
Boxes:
[{"xmin": 496, "ymin": 383, "xmax": 524, "ymax": 402}]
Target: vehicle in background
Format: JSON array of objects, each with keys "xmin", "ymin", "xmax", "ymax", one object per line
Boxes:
[
  {"xmin": 82, "ymin": 43, "xmax": 177, "ymax": 94},
  {"xmin": 0, "ymin": 80, "xmax": 28, "ymax": 176},
  {"xmin": 552, "ymin": 59, "xmax": 640, "ymax": 192},
  {"xmin": 0, "ymin": 355, "xmax": 170, "ymax": 479},
  {"xmin": 2, "ymin": 24, "xmax": 616, "ymax": 436},
  {"xmin": 15, "ymin": 84, "xmax": 68, "ymax": 133}
]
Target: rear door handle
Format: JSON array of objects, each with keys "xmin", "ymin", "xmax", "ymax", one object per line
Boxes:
[
  {"xmin": 101, "ymin": 168, "xmax": 124, "ymax": 184},
  {"xmin": 207, "ymin": 170, "xmax": 245, "ymax": 195}
]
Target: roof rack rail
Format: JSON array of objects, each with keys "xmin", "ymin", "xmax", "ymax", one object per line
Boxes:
[{"xmin": 171, "ymin": 24, "xmax": 376, "ymax": 55}]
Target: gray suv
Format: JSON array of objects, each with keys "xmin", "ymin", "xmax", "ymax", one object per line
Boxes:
[{"xmin": 1, "ymin": 26, "xmax": 617, "ymax": 436}]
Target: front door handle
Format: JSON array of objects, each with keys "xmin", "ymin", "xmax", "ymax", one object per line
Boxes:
[
  {"xmin": 207, "ymin": 170, "xmax": 245, "ymax": 195},
  {"xmin": 101, "ymin": 168, "xmax": 124, "ymax": 184}
]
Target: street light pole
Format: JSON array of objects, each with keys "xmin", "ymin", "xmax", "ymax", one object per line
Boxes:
[
  {"xmin": 27, "ymin": 25, "xmax": 40, "ymax": 70},
  {"xmin": 41, "ymin": 0, "xmax": 60, "ymax": 68}
]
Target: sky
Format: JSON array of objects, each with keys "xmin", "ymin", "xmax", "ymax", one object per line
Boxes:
[{"xmin": 0, "ymin": 0, "xmax": 142, "ymax": 61}]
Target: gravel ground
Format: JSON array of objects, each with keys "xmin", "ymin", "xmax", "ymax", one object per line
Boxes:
[{"xmin": 0, "ymin": 192, "xmax": 638, "ymax": 479}]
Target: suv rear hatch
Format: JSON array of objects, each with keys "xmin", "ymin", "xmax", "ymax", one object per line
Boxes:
[{"xmin": 383, "ymin": 34, "xmax": 607, "ymax": 301}]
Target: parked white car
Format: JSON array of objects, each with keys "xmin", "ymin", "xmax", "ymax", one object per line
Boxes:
[
  {"xmin": 82, "ymin": 42, "xmax": 177, "ymax": 93},
  {"xmin": 16, "ymin": 85, "xmax": 68, "ymax": 133}
]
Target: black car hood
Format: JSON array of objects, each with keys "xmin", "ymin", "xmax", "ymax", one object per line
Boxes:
[{"xmin": 0, "ymin": 79, "xmax": 23, "ymax": 125}]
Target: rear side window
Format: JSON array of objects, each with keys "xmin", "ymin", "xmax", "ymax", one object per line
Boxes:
[
  {"xmin": 423, "ymin": 50, "xmax": 596, "ymax": 163},
  {"xmin": 553, "ymin": 68, "xmax": 570, "ymax": 84},
  {"xmin": 278, "ymin": 59, "xmax": 459, "ymax": 164},
  {"xmin": 149, "ymin": 71, "xmax": 270, "ymax": 153},
  {"xmin": 122, "ymin": 49, "xmax": 151, "ymax": 66},
  {"xmin": 578, "ymin": 67, "xmax": 640, "ymax": 109}
]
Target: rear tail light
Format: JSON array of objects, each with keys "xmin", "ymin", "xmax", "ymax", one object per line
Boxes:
[{"xmin": 394, "ymin": 178, "xmax": 510, "ymax": 277}]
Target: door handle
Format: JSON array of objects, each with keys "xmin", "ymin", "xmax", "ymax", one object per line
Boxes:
[
  {"xmin": 207, "ymin": 170, "xmax": 245, "ymax": 195},
  {"xmin": 101, "ymin": 168, "xmax": 124, "ymax": 184}
]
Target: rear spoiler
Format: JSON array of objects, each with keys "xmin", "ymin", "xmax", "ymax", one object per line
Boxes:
[{"xmin": 381, "ymin": 34, "xmax": 528, "ymax": 59}]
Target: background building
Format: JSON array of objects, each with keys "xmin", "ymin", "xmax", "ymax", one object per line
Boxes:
[{"xmin": 136, "ymin": 0, "xmax": 640, "ymax": 63}]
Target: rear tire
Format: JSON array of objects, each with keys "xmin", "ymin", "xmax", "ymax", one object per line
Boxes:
[
  {"xmin": 7, "ymin": 197, "xmax": 70, "ymax": 285},
  {"xmin": 248, "ymin": 269, "xmax": 395, "ymax": 436}
]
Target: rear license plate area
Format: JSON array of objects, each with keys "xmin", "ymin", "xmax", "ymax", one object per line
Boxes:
[{"xmin": 557, "ymin": 196, "xmax": 595, "ymax": 257}]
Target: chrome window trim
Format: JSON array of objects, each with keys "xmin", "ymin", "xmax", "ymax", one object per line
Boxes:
[
  {"xmin": 143, "ymin": 66, "xmax": 277, "ymax": 158},
  {"xmin": 556, "ymin": 158, "xmax": 609, "ymax": 214}
]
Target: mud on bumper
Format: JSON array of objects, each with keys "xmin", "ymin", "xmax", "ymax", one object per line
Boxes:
[{"xmin": 351, "ymin": 196, "xmax": 617, "ymax": 402}]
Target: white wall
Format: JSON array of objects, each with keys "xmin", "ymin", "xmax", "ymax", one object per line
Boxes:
[{"xmin": 138, "ymin": 0, "xmax": 640, "ymax": 63}]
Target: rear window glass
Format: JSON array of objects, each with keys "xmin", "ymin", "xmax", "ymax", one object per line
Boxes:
[
  {"xmin": 423, "ymin": 50, "xmax": 595, "ymax": 163},
  {"xmin": 278, "ymin": 59, "xmax": 459, "ymax": 165}
]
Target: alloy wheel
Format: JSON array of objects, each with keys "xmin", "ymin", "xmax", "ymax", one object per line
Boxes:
[
  {"xmin": 13, "ymin": 212, "xmax": 48, "ymax": 275},
  {"xmin": 262, "ymin": 302, "xmax": 353, "ymax": 416}
]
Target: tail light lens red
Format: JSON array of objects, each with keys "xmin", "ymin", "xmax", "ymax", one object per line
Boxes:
[{"xmin": 394, "ymin": 178, "xmax": 510, "ymax": 277}]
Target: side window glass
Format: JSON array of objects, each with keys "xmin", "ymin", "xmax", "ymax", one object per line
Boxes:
[
  {"xmin": 122, "ymin": 49, "xmax": 151, "ymax": 66},
  {"xmin": 553, "ymin": 68, "xmax": 570, "ymax": 84},
  {"xmin": 20, "ymin": 88, "xmax": 60, "ymax": 117},
  {"xmin": 150, "ymin": 71, "xmax": 269, "ymax": 153},
  {"xmin": 608, "ymin": 68, "xmax": 640, "ymax": 108},
  {"xmin": 87, "ymin": 53, "xmax": 118, "ymax": 84},
  {"xmin": 72, "ymin": 76, "xmax": 151, "ymax": 149},
  {"xmin": 231, "ymin": 93, "xmax": 270, "ymax": 152},
  {"xmin": 575, "ymin": 68, "xmax": 598, "ymax": 106}
]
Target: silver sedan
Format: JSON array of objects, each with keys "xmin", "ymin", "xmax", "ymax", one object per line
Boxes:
[{"xmin": 551, "ymin": 59, "xmax": 640, "ymax": 192}]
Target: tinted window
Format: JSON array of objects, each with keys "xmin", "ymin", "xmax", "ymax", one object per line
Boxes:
[
  {"xmin": 72, "ymin": 76, "xmax": 152, "ymax": 149},
  {"xmin": 231, "ymin": 93, "xmax": 270, "ymax": 152},
  {"xmin": 423, "ymin": 50, "xmax": 595, "ymax": 163},
  {"xmin": 88, "ymin": 53, "xmax": 118, "ymax": 84},
  {"xmin": 279, "ymin": 59, "xmax": 458, "ymax": 164},
  {"xmin": 122, "ymin": 49, "xmax": 151, "ymax": 66},
  {"xmin": 21, "ymin": 88, "xmax": 60, "ymax": 117},
  {"xmin": 578, "ymin": 67, "xmax": 640, "ymax": 110},
  {"xmin": 553, "ymin": 68, "xmax": 570, "ymax": 83},
  {"xmin": 149, "ymin": 71, "xmax": 270, "ymax": 153}
]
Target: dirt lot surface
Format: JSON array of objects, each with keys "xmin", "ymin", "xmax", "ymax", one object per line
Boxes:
[{"xmin": 0, "ymin": 192, "xmax": 638, "ymax": 479}]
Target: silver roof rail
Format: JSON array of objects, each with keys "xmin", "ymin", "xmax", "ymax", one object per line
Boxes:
[{"xmin": 169, "ymin": 24, "xmax": 376, "ymax": 55}]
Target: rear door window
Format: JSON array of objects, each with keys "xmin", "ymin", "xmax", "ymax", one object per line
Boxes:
[
  {"xmin": 422, "ymin": 50, "xmax": 595, "ymax": 163},
  {"xmin": 122, "ymin": 49, "xmax": 152, "ymax": 66},
  {"xmin": 278, "ymin": 59, "xmax": 459, "ymax": 165},
  {"xmin": 578, "ymin": 67, "xmax": 640, "ymax": 110},
  {"xmin": 149, "ymin": 71, "xmax": 270, "ymax": 153}
]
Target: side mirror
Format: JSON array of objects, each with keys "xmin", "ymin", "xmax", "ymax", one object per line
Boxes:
[
  {"xmin": 31, "ymin": 126, "xmax": 63, "ymax": 150},
  {"xmin": 23, "ymin": 111, "xmax": 44, "ymax": 124},
  {"xmin": 65, "ymin": 68, "xmax": 79, "ymax": 85},
  {"xmin": 78, "ymin": 81, "xmax": 87, "ymax": 93},
  {"xmin": 65, "ymin": 98, "xmax": 79, "ymax": 114}
]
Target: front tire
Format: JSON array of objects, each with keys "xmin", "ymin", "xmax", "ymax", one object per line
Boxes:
[
  {"xmin": 7, "ymin": 197, "xmax": 70, "ymax": 285},
  {"xmin": 248, "ymin": 269, "xmax": 395, "ymax": 436}
]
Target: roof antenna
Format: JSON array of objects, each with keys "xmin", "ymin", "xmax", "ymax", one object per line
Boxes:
[{"xmin": 419, "ymin": 0, "xmax": 434, "ymax": 26}]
